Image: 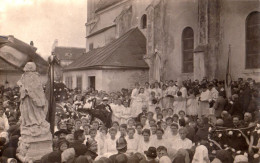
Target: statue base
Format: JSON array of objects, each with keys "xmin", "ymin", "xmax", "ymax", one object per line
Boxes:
[{"xmin": 17, "ymin": 139, "xmax": 53, "ymax": 163}]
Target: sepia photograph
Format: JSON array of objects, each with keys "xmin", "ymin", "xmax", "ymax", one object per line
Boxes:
[{"xmin": 0, "ymin": 0, "xmax": 260, "ymax": 162}]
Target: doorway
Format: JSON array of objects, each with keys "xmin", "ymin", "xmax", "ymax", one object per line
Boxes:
[{"xmin": 89, "ymin": 76, "xmax": 95, "ymax": 90}]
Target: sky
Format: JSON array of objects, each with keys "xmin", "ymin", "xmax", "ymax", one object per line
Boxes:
[{"xmin": 0, "ymin": 0, "xmax": 87, "ymax": 60}]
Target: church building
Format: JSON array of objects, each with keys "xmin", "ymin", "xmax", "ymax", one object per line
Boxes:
[{"xmin": 64, "ymin": 0, "xmax": 260, "ymax": 91}]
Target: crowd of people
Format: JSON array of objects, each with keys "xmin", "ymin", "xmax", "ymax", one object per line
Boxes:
[{"xmin": 0, "ymin": 77, "xmax": 260, "ymax": 163}]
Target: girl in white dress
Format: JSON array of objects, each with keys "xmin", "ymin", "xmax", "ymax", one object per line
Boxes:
[
  {"xmin": 130, "ymin": 82, "xmax": 140, "ymax": 107},
  {"xmin": 102, "ymin": 128, "xmax": 118, "ymax": 157},
  {"xmin": 110, "ymin": 99, "xmax": 122, "ymax": 123},
  {"xmin": 148, "ymin": 91, "xmax": 162, "ymax": 114},
  {"xmin": 186, "ymin": 89, "xmax": 198, "ymax": 117},
  {"xmin": 138, "ymin": 129, "xmax": 152, "ymax": 154},
  {"xmin": 161, "ymin": 84, "xmax": 168, "ymax": 109},
  {"xmin": 153, "ymin": 82, "xmax": 162, "ymax": 103},
  {"xmin": 125, "ymin": 128, "xmax": 140, "ymax": 154},
  {"xmin": 152, "ymin": 128, "xmax": 168, "ymax": 148},
  {"xmin": 173, "ymin": 91, "xmax": 187, "ymax": 115},
  {"xmin": 96, "ymin": 126, "xmax": 108, "ymax": 156},
  {"xmin": 131, "ymin": 88, "xmax": 148, "ymax": 117},
  {"xmin": 144, "ymin": 82, "xmax": 151, "ymax": 97},
  {"xmin": 198, "ymin": 85, "xmax": 211, "ymax": 118},
  {"xmin": 120, "ymin": 101, "xmax": 132, "ymax": 124}
]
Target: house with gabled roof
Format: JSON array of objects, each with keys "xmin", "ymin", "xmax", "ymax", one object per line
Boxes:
[
  {"xmin": 54, "ymin": 46, "xmax": 85, "ymax": 68},
  {"xmin": 63, "ymin": 27, "xmax": 149, "ymax": 91},
  {"xmin": 0, "ymin": 35, "xmax": 48, "ymax": 87}
]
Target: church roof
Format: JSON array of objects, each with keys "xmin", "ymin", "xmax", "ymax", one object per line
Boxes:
[{"xmin": 64, "ymin": 27, "xmax": 148, "ymax": 71}]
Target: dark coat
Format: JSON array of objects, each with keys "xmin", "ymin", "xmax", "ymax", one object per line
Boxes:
[
  {"xmin": 214, "ymin": 96, "xmax": 227, "ymax": 118},
  {"xmin": 87, "ymin": 103, "xmax": 113, "ymax": 128}
]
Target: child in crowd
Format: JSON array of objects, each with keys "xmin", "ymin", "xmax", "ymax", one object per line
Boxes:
[{"xmin": 125, "ymin": 128, "xmax": 139, "ymax": 154}]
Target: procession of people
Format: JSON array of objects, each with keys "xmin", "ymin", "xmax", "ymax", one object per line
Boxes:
[{"xmin": 0, "ymin": 76, "xmax": 260, "ymax": 163}]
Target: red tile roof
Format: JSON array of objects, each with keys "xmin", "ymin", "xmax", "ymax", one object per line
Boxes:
[{"xmin": 64, "ymin": 27, "xmax": 148, "ymax": 71}]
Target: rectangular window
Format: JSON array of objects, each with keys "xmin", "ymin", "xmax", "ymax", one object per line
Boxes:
[
  {"xmin": 246, "ymin": 12, "xmax": 260, "ymax": 69},
  {"xmin": 65, "ymin": 76, "xmax": 72, "ymax": 89},
  {"xmin": 89, "ymin": 43, "xmax": 94, "ymax": 50},
  {"xmin": 76, "ymin": 76, "xmax": 82, "ymax": 91},
  {"xmin": 182, "ymin": 27, "xmax": 194, "ymax": 73}
]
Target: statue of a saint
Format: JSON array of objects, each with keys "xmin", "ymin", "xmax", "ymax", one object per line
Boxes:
[
  {"xmin": 17, "ymin": 62, "xmax": 52, "ymax": 162},
  {"xmin": 17, "ymin": 62, "xmax": 50, "ymax": 141}
]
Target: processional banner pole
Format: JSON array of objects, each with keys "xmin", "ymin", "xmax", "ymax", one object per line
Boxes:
[{"xmin": 47, "ymin": 50, "xmax": 59, "ymax": 134}]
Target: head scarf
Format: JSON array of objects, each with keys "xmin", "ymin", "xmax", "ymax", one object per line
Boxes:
[
  {"xmin": 192, "ymin": 145, "xmax": 209, "ymax": 163},
  {"xmin": 176, "ymin": 149, "xmax": 190, "ymax": 163},
  {"xmin": 61, "ymin": 148, "xmax": 75, "ymax": 162},
  {"xmin": 233, "ymin": 155, "xmax": 248, "ymax": 163}
]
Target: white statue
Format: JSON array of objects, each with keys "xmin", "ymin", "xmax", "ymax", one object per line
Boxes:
[{"xmin": 17, "ymin": 62, "xmax": 52, "ymax": 162}]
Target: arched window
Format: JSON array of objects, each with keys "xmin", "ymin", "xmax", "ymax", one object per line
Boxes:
[
  {"xmin": 182, "ymin": 27, "xmax": 194, "ymax": 73},
  {"xmin": 246, "ymin": 12, "xmax": 260, "ymax": 69},
  {"xmin": 141, "ymin": 14, "xmax": 147, "ymax": 29}
]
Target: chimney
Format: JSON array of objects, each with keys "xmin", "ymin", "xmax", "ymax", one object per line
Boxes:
[
  {"xmin": 30, "ymin": 41, "xmax": 37, "ymax": 52},
  {"xmin": 30, "ymin": 41, "xmax": 34, "ymax": 46},
  {"xmin": 8, "ymin": 35, "xmax": 14, "ymax": 42}
]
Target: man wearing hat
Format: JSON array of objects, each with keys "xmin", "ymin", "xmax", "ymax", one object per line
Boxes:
[
  {"xmin": 109, "ymin": 136, "xmax": 128, "ymax": 162},
  {"xmin": 54, "ymin": 129, "xmax": 69, "ymax": 140},
  {"xmin": 140, "ymin": 147, "xmax": 158, "ymax": 163}
]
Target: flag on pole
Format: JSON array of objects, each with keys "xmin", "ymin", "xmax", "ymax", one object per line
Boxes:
[{"xmin": 225, "ymin": 45, "xmax": 232, "ymax": 99}]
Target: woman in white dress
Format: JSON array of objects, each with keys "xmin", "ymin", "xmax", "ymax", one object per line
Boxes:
[
  {"xmin": 198, "ymin": 85, "xmax": 211, "ymax": 118},
  {"xmin": 144, "ymin": 82, "xmax": 151, "ymax": 97},
  {"xmin": 131, "ymin": 88, "xmax": 148, "ymax": 117},
  {"xmin": 130, "ymin": 83, "xmax": 140, "ymax": 104}
]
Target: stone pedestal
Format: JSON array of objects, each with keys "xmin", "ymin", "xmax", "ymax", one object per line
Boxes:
[
  {"xmin": 16, "ymin": 124, "xmax": 53, "ymax": 162},
  {"xmin": 17, "ymin": 139, "xmax": 53, "ymax": 162}
]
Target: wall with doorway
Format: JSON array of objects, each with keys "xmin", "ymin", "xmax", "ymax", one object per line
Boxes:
[{"xmin": 102, "ymin": 69, "xmax": 149, "ymax": 92}]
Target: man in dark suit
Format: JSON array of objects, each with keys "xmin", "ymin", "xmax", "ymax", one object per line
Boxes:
[
  {"xmin": 87, "ymin": 97, "xmax": 113, "ymax": 128},
  {"xmin": 136, "ymin": 105, "xmax": 148, "ymax": 122},
  {"xmin": 231, "ymin": 115, "xmax": 243, "ymax": 128}
]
